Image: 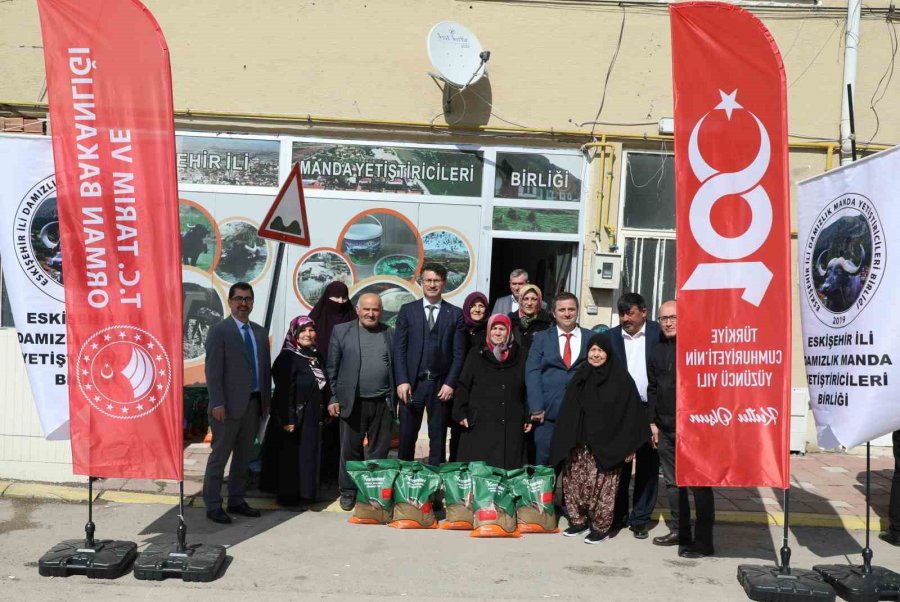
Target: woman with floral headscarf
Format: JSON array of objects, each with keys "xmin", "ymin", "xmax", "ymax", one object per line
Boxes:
[
  {"xmin": 508, "ymin": 283, "xmax": 553, "ymax": 350},
  {"xmin": 260, "ymin": 316, "xmax": 331, "ymax": 505},
  {"xmin": 451, "ymin": 314, "xmax": 532, "ymax": 469}
]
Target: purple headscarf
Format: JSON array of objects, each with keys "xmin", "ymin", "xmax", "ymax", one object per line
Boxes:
[{"xmin": 462, "ymin": 291, "xmax": 489, "ymax": 330}]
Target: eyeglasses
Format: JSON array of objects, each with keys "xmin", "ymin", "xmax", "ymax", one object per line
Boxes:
[
  {"xmin": 659, "ymin": 315, "xmax": 677, "ymax": 323},
  {"xmin": 421, "ymin": 278, "xmax": 444, "ymax": 285},
  {"xmin": 231, "ymin": 295, "xmax": 254, "ymax": 303}
]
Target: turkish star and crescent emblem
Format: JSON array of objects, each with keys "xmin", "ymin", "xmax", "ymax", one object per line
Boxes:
[{"xmin": 76, "ymin": 325, "xmax": 172, "ymax": 419}]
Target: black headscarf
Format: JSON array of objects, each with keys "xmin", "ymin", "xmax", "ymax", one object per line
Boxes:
[
  {"xmin": 549, "ymin": 333, "xmax": 651, "ymax": 471},
  {"xmin": 308, "ymin": 281, "xmax": 356, "ymax": 363}
]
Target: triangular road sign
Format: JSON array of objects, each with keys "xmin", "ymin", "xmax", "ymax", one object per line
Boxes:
[{"xmin": 258, "ymin": 163, "xmax": 311, "ymax": 246}]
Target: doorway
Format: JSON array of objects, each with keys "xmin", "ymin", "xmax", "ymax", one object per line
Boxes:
[{"xmin": 488, "ymin": 239, "xmax": 578, "ymax": 309}]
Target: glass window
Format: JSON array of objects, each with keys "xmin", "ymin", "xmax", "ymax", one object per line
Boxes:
[
  {"xmin": 622, "ymin": 153, "xmax": 675, "ymax": 231},
  {"xmin": 620, "ymin": 237, "xmax": 676, "ymax": 319}
]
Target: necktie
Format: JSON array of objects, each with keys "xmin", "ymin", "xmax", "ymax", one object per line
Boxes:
[
  {"xmin": 428, "ymin": 305, "xmax": 437, "ymax": 331},
  {"xmin": 242, "ymin": 323, "xmax": 259, "ymax": 391},
  {"xmin": 563, "ymin": 332, "xmax": 573, "ymax": 369}
]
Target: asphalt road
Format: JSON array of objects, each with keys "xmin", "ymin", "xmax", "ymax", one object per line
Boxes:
[{"xmin": 0, "ymin": 498, "xmax": 895, "ymax": 601}]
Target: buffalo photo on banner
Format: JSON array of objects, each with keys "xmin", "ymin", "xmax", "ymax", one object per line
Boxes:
[
  {"xmin": 37, "ymin": 0, "xmax": 183, "ymax": 479},
  {"xmin": 797, "ymin": 145, "xmax": 898, "ymax": 449},
  {"xmin": 671, "ymin": 1, "xmax": 791, "ymax": 488},
  {"xmin": 0, "ymin": 135, "xmax": 69, "ymax": 440}
]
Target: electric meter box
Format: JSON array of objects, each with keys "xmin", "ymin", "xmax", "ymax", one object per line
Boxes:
[{"xmin": 589, "ymin": 252, "xmax": 622, "ymax": 289}]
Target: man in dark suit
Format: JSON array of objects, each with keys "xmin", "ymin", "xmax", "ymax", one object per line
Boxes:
[
  {"xmin": 393, "ymin": 262, "xmax": 466, "ymax": 466},
  {"xmin": 525, "ymin": 291, "xmax": 592, "ymax": 466},
  {"xmin": 203, "ymin": 282, "xmax": 272, "ymax": 524},
  {"xmin": 608, "ymin": 292, "xmax": 661, "ymax": 539},
  {"xmin": 327, "ymin": 293, "xmax": 396, "ymax": 511}
]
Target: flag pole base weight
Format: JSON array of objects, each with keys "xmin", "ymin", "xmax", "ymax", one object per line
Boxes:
[
  {"xmin": 737, "ymin": 564, "xmax": 836, "ymax": 601},
  {"xmin": 133, "ymin": 542, "xmax": 226, "ymax": 582},
  {"xmin": 38, "ymin": 539, "xmax": 137, "ymax": 579},
  {"xmin": 812, "ymin": 564, "xmax": 900, "ymax": 602}
]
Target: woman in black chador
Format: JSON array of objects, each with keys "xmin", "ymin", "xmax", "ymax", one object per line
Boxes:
[
  {"xmin": 550, "ymin": 333, "xmax": 650, "ymax": 544},
  {"xmin": 452, "ymin": 314, "xmax": 532, "ymax": 469},
  {"xmin": 261, "ymin": 316, "xmax": 330, "ymax": 505}
]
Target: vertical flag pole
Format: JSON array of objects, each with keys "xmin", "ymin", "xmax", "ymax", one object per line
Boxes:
[{"xmin": 779, "ymin": 488, "xmax": 791, "ymax": 576}]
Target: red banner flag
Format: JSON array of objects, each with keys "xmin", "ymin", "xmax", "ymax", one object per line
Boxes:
[
  {"xmin": 37, "ymin": 0, "xmax": 183, "ymax": 479},
  {"xmin": 671, "ymin": 2, "xmax": 791, "ymax": 488}
]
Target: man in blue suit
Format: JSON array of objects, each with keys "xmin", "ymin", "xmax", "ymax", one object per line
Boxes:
[
  {"xmin": 393, "ymin": 262, "xmax": 466, "ymax": 466},
  {"xmin": 525, "ymin": 292, "xmax": 592, "ymax": 466},
  {"xmin": 608, "ymin": 292, "xmax": 661, "ymax": 539}
]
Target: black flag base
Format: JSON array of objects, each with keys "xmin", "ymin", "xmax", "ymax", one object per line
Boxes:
[
  {"xmin": 132, "ymin": 541, "xmax": 225, "ymax": 582},
  {"xmin": 737, "ymin": 565, "xmax": 836, "ymax": 601},
  {"xmin": 38, "ymin": 539, "xmax": 138, "ymax": 579},
  {"xmin": 133, "ymin": 482, "xmax": 225, "ymax": 582},
  {"xmin": 812, "ymin": 564, "xmax": 900, "ymax": 602},
  {"xmin": 37, "ymin": 478, "xmax": 137, "ymax": 578}
]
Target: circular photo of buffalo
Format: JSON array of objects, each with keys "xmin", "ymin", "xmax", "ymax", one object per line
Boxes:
[
  {"xmin": 179, "ymin": 199, "xmax": 221, "ymax": 272},
  {"xmin": 338, "ymin": 210, "xmax": 422, "ymax": 281},
  {"xmin": 421, "ymin": 227, "xmax": 473, "ymax": 295},
  {"xmin": 294, "ymin": 248, "xmax": 356, "ymax": 309},
  {"xmin": 350, "ymin": 277, "xmax": 418, "ymax": 328},
  {"xmin": 214, "ymin": 219, "xmax": 270, "ymax": 284},
  {"xmin": 810, "ymin": 211, "xmax": 872, "ymax": 314},
  {"xmin": 30, "ymin": 195, "xmax": 64, "ymax": 286},
  {"xmin": 182, "ymin": 267, "xmax": 226, "ymax": 362}
]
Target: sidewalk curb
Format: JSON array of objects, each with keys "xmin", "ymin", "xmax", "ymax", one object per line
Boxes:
[{"xmin": 0, "ymin": 481, "xmax": 886, "ymax": 532}]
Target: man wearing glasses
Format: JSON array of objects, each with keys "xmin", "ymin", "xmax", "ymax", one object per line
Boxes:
[
  {"xmin": 394, "ymin": 263, "xmax": 466, "ymax": 467},
  {"xmin": 202, "ymin": 282, "xmax": 272, "ymax": 524},
  {"xmin": 649, "ymin": 300, "xmax": 715, "ymax": 558}
]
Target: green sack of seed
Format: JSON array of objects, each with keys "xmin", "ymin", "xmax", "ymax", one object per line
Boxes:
[
  {"xmin": 438, "ymin": 462, "xmax": 475, "ymax": 528},
  {"xmin": 470, "ymin": 465, "xmax": 520, "ymax": 537},
  {"xmin": 508, "ymin": 465, "xmax": 558, "ymax": 533},
  {"xmin": 389, "ymin": 461, "xmax": 442, "ymax": 529},
  {"xmin": 346, "ymin": 459, "xmax": 400, "ymax": 524}
]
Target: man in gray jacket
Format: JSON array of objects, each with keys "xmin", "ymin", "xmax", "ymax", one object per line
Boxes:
[
  {"xmin": 203, "ymin": 282, "xmax": 272, "ymax": 524},
  {"xmin": 327, "ymin": 293, "xmax": 396, "ymax": 511}
]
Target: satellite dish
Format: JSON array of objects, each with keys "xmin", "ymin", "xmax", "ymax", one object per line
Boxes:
[{"xmin": 427, "ymin": 21, "xmax": 488, "ymax": 88}]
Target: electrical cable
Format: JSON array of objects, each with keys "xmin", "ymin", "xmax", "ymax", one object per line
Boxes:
[{"xmin": 590, "ymin": 5, "xmax": 626, "ymax": 139}]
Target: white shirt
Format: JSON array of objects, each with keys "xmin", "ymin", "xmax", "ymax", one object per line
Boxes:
[
  {"xmin": 511, "ymin": 298, "xmax": 520, "ymax": 313},
  {"xmin": 421, "ymin": 298, "xmax": 443, "ymax": 323},
  {"xmin": 557, "ymin": 326, "xmax": 582, "ymax": 365},
  {"xmin": 622, "ymin": 323, "xmax": 648, "ymax": 401}
]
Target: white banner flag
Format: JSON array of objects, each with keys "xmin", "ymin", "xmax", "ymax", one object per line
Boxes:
[
  {"xmin": 797, "ymin": 145, "xmax": 900, "ymax": 449},
  {"xmin": 0, "ymin": 134, "xmax": 69, "ymax": 439}
]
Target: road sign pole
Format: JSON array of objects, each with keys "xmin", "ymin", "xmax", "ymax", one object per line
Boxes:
[{"xmin": 264, "ymin": 242, "xmax": 285, "ymax": 333}]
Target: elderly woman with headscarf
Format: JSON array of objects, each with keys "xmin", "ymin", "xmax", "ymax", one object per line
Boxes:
[
  {"xmin": 550, "ymin": 333, "xmax": 650, "ymax": 544},
  {"xmin": 260, "ymin": 316, "xmax": 331, "ymax": 505},
  {"xmin": 508, "ymin": 283, "xmax": 553, "ymax": 350},
  {"xmin": 451, "ymin": 314, "xmax": 532, "ymax": 470},
  {"xmin": 308, "ymin": 281, "xmax": 356, "ymax": 484},
  {"xmin": 462, "ymin": 291, "xmax": 490, "ymax": 353}
]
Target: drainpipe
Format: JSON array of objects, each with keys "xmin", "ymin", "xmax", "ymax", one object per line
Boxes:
[{"xmin": 840, "ymin": 0, "xmax": 862, "ymax": 164}]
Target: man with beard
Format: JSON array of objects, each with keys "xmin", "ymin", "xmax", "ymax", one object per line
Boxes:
[
  {"xmin": 649, "ymin": 300, "xmax": 715, "ymax": 558},
  {"xmin": 608, "ymin": 292, "xmax": 660, "ymax": 539}
]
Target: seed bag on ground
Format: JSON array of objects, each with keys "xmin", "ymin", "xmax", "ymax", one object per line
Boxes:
[
  {"xmin": 469, "ymin": 464, "xmax": 520, "ymax": 538},
  {"xmin": 388, "ymin": 461, "xmax": 442, "ymax": 529},
  {"xmin": 438, "ymin": 462, "xmax": 475, "ymax": 529},
  {"xmin": 346, "ymin": 459, "xmax": 399, "ymax": 525},
  {"xmin": 508, "ymin": 465, "xmax": 559, "ymax": 533}
]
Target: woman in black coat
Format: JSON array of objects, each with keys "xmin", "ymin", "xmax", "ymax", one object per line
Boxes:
[
  {"xmin": 508, "ymin": 283, "xmax": 553, "ymax": 350},
  {"xmin": 452, "ymin": 313, "xmax": 532, "ymax": 470},
  {"xmin": 462, "ymin": 291, "xmax": 489, "ymax": 353},
  {"xmin": 260, "ymin": 315, "xmax": 331, "ymax": 505}
]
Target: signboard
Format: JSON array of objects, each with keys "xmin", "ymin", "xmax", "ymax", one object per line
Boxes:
[
  {"xmin": 494, "ymin": 151, "xmax": 583, "ymax": 201},
  {"xmin": 258, "ymin": 163, "xmax": 311, "ymax": 246},
  {"xmin": 177, "ymin": 135, "xmax": 280, "ymax": 187}
]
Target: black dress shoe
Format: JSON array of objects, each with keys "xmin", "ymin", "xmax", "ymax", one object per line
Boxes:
[
  {"xmin": 339, "ymin": 493, "xmax": 356, "ymax": 512},
  {"xmin": 878, "ymin": 531, "xmax": 900, "ymax": 546},
  {"xmin": 206, "ymin": 508, "xmax": 232, "ymax": 524},
  {"xmin": 652, "ymin": 531, "xmax": 680, "ymax": 546},
  {"xmin": 630, "ymin": 524, "xmax": 649, "ymax": 539},
  {"xmin": 227, "ymin": 502, "xmax": 261, "ymax": 517},
  {"xmin": 679, "ymin": 545, "xmax": 714, "ymax": 559}
]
